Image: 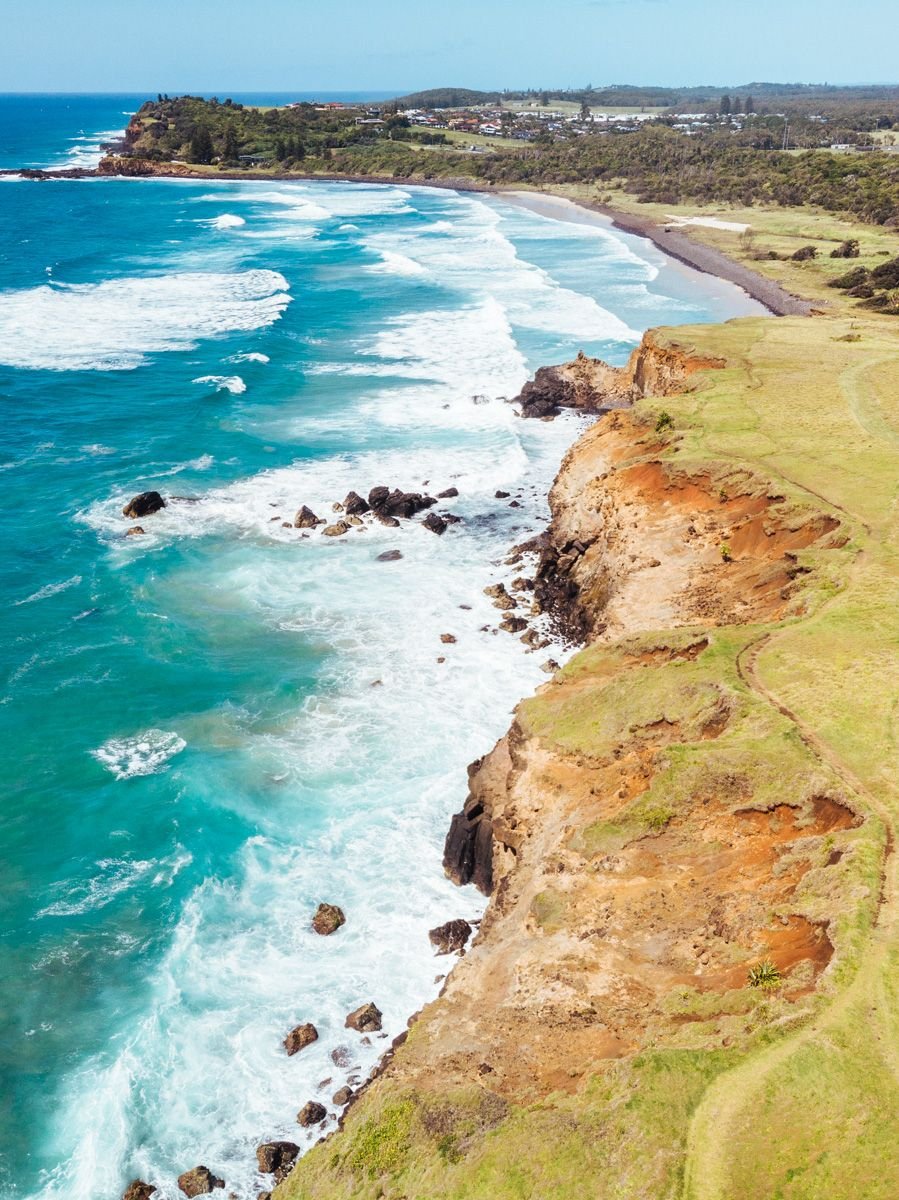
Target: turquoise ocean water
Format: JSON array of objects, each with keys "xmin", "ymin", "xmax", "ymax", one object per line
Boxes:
[{"xmin": 0, "ymin": 96, "xmax": 764, "ymax": 1200}]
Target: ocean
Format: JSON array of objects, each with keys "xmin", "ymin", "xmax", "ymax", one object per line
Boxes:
[{"xmin": 0, "ymin": 94, "xmax": 764, "ymax": 1200}]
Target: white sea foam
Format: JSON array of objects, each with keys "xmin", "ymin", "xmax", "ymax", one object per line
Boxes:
[
  {"xmin": 91, "ymin": 730, "xmax": 186, "ymax": 780},
  {"xmin": 45, "ymin": 126, "xmax": 127, "ymax": 170},
  {"xmin": 206, "ymin": 213, "xmax": 246, "ymax": 230},
  {"xmin": 369, "ymin": 249, "xmax": 428, "ymax": 277},
  {"xmin": 228, "ymin": 352, "xmax": 270, "ymax": 364},
  {"xmin": 0, "ymin": 270, "xmax": 291, "ymax": 371},
  {"xmin": 193, "ymin": 375, "xmax": 247, "ymax": 394},
  {"xmin": 35, "ymin": 855, "xmax": 176, "ymax": 918},
  {"xmin": 14, "ymin": 575, "xmax": 82, "ymax": 606}
]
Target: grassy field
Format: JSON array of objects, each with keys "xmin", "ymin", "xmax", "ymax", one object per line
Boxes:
[{"xmin": 274, "ymin": 269, "xmax": 899, "ymax": 1199}]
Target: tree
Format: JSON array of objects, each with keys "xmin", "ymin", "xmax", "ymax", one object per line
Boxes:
[
  {"xmin": 189, "ymin": 126, "xmax": 214, "ymax": 164},
  {"xmin": 223, "ymin": 124, "xmax": 239, "ymax": 162},
  {"xmin": 720, "ymin": 94, "xmax": 732, "ymax": 115},
  {"xmin": 745, "ymin": 94, "xmax": 756, "ymax": 114},
  {"xmin": 580, "ymin": 100, "xmax": 591, "ymax": 121}
]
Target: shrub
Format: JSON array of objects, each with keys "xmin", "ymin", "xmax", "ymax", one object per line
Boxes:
[
  {"xmin": 829, "ymin": 265, "xmax": 869, "ymax": 289},
  {"xmin": 791, "ymin": 245, "xmax": 818, "ymax": 261},
  {"xmin": 655, "ymin": 410, "xmax": 674, "ymax": 432},
  {"xmin": 720, "ymin": 542, "xmax": 733, "ymax": 563},
  {"xmin": 747, "ymin": 959, "xmax": 783, "ymax": 988},
  {"xmin": 830, "ymin": 238, "xmax": 860, "ymax": 258}
]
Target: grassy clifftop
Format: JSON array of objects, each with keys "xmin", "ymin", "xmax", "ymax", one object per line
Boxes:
[{"xmin": 275, "ymin": 307, "xmax": 899, "ymax": 1199}]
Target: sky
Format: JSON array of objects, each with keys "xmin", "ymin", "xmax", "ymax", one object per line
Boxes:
[{"xmin": 1, "ymin": 0, "xmax": 896, "ymax": 93}]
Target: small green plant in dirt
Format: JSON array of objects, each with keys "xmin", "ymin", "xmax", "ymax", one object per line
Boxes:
[
  {"xmin": 718, "ymin": 487, "xmax": 729, "ymax": 503},
  {"xmin": 655, "ymin": 410, "xmax": 674, "ymax": 433},
  {"xmin": 720, "ymin": 542, "xmax": 733, "ymax": 563},
  {"xmin": 747, "ymin": 959, "xmax": 783, "ymax": 989},
  {"xmin": 640, "ymin": 804, "xmax": 675, "ymax": 832}
]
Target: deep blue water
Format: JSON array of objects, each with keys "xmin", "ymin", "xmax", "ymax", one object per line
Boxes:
[{"xmin": 0, "ymin": 95, "xmax": 764, "ymax": 1200}]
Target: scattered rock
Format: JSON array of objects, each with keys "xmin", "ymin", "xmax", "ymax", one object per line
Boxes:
[
  {"xmin": 296, "ymin": 1101, "xmax": 327, "ymax": 1127},
  {"xmin": 331, "ymin": 501, "xmax": 344, "ymax": 513},
  {"xmin": 330, "ymin": 1046, "xmax": 352, "ymax": 1068},
  {"xmin": 437, "ymin": 656, "xmax": 446, "ymax": 663},
  {"xmin": 422, "ymin": 512, "xmax": 447, "ymax": 535},
  {"xmin": 122, "ymin": 1182, "xmax": 156, "ymax": 1200},
  {"xmin": 123, "ymin": 491, "xmax": 165, "ymax": 519},
  {"xmin": 441, "ymin": 512, "xmax": 463, "ymax": 524},
  {"xmin": 509, "ymin": 500, "xmax": 521, "ymax": 508},
  {"xmin": 343, "ymin": 491, "xmax": 370, "ymax": 515},
  {"xmin": 376, "ymin": 549, "xmax": 402, "ymax": 562},
  {"xmin": 495, "ymin": 490, "xmax": 510, "ymax": 499},
  {"xmin": 125, "ymin": 526, "xmax": 146, "ymax": 537},
  {"xmin": 283, "ymin": 1023, "xmax": 318, "ymax": 1055},
  {"xmin": 346, "ymin": 515, "xmax": 363, "ymax": 527},
  {"xmin": 511, "ymin": 577, "xmax": 533, "ymax": 591},
  {"xmin": 176, "ymin": 1167, "xmax": 224, "ymax": 1197},
  {"xmin": 440, "ymin": 633, "xmax": 457, "ymax": 644},
  {"xmin": 322, "ymin": 521, "xmax": 350, "ymax": 537},
  {"xmin": 332, "ymin": 1086, "xmax": 353, "ymax": 1106},
  {"xmin": 429, "ymin": 919, "xmax": 473, "ymax": 954},
  {"xmin": 374, "ymin": 512, "xmax": 401, "ymax": 528},
  {"xmin": 294, "ymin": 506, "xmax": 323, "ymax": 529},
  {"xmin": 520, "ymin": 629, "xmax": 549, "ymax": 649},
  {"xmin": 368, "ymin": 485, "xmax": 391, "ymax": 509},
  {"xmin": 312, "ymin": 903, "xmax": 345, "ymax": 936},
  {"xmin": 345, "ymin": 1002, "xmax": 383, "ymax": 1033},
  {"xmin": 540, "ymin": 659, "xmax": 561, "ymax": 674},
  {"xmin": 501, "ymin": 615, "xmax": 528, "ymax": 634},
  {"xmin": 258, "ymin": 1193, "xmax": 272, "ymax": 1200},
  {"xmin": 255, "ymin": 1143, "xmax": 299, "ymax": 1175},
  {"xmin": 437, "ymin": 486, "xmax": 459, "ymax": 498}
]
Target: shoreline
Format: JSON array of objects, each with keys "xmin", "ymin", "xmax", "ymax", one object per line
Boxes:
[{"xmin": 0, "ymin": 163, "xmax": 813, "ymax": 317}]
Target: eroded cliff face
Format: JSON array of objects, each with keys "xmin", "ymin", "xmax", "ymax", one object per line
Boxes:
[{"xmin": 513, "ymin": 333, "xmax": 726, "ymax": 419}]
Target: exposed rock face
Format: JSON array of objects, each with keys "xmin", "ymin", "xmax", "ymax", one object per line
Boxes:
[
  {"xmin": 312, "ymin": 903, "xmax": 345, "ymax": 935},
  {"xmin": 443, "ymin": 735, "xmax": 516, "ymax": 894},
  {"xmin": 283, "ymin": 1022, "xmax": 318, "ymax": 1055},
  {"xmin": 294, "ymin": 506, "xmax": 323, "ymax": 528},
  {"xmin": 422, "ymin": 512, "xmax": 447, "ymax": 535},
  {"xmin": 428, "ymin": 918, "xmax": 473, "ymax": 954},
  {"xmin": 255, "ymin": 1142, "xmax": 299, "ymax": 1174},
  {"xmin": 296, "ymin": 1101, "xmax": 327, "ymax": 1127},
  {"xmin": 122, "ymin": 491, "xmax": 165, "ymax": 519},
  {"xmin": 345, "ymin": 1002, "xmax": 383, "ymax": 1033},
  {"xmin": 176, "ymin": 1166, "xmax": 224, "ymax": 1197},
  {"xmin": 122, "ymin": 1182, "xmax": 156, "ymax": 1200},
  {"xmin": 514, "ymin": 338, "xmax": 726, "ymax": 419},
  {"xmin": 343, "ymin": 491, "xmax": 370, "ymax": 515}
]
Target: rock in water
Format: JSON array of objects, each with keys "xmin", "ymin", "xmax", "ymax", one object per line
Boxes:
[
  {"xmin": 440, "ymin": 633, "xmax": 457, "ymax": 644},
  {"xmin": 122, "ymin": 1183, "xmax": 156, "ymax": 1200},
  {"xmin": 312, "ymin": 903, "xmax": 345, "ymax": 935},
  {"xmin": 429, "ymin": 918, "xmax": 473, "ymax": 955},
  {"xmin": 176, "ymin": 1167, "xmax": 224, "ymax": 1197},
  {"xmin": 122, "ymin": 491, "xmax": 165, "ymax": 519},
  {"xmin": 283, "ymin": 1022, "xmax": 318, "ymax": 1055},
  {"xmin": 345, "ymin": 1002, "xmax": 383, "ymax": 1032},
  {"xmin": 322, "ymin": 521, "xmax": 350, "ymax": 537},
  {"xmin": 376, "ymin": 549, "xmax": 403, "ymax": 562},
  {"xmin": 125, "ymin": 526, "xmax": 146, "ymax": 536},
  {"xmin": 294, "ymin": 506, "xmax": 323, "ymax": 528},
  {"xmin": 296, "ymin": 1100, "xmax": 327, "ymax": 1127},
  {"xmin": 437, "ymin": 486, "xmax": 459, "ymax": 498},
  {"xmin": 422, "ymin": 512, "xmax": 447, "ymax": 535},
  {"xmin": 343, "ymin": 491, "xmax": 370, "ymax": 515},
  {"xmin": 256, "ymin": 1142, "xmax": 300, "ymax": 1174},
  {"xmin": 332, "ymin": 1086, "xmax": 353, "ymax": 1105}
]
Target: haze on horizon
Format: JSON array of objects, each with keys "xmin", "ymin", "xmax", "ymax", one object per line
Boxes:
[{"xmin": 2, "ymin": 0, "xmax": 896, "ymax": 94}]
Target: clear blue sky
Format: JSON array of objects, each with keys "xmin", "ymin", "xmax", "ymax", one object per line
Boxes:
[{"xmin": 3, "ymin": 0, "xmax": 896, "ymax": 93}]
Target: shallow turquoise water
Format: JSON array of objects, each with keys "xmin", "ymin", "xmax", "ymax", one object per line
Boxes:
[{"xmin": 0, "ymin": 97, "xmax": 764, "ymax": 1200}]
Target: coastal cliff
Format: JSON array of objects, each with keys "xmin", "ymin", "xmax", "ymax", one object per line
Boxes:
[{"xmin": 274, "ymin": 312, "xmax": 898, "ymax": 1199}]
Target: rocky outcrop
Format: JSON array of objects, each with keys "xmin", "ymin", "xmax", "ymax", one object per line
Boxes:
[
  {"xmin": 311, "ymin": 903, "xmax": 345, "ymax": 935},
  {"xmin": 176, "ymin": 1166, "xmax": 224, "ymax": 1197},
  {"xmin": 296, "ymin": 1101, "xmax": 327, "ymax": 1128},
  {"xmin": 422, "ymin": 512, "xmax": 447, "ymax": 535},
  {"xmin": 256, "ymin": 1143, "xmax": 299, "ymax": 1175},
  {"xmin": 514, "ymin": 336, "xmax": 727, "ymax": 419},
  {"xmin": 345, "ymin": 1002, "xmax": 382, "ymax": 1033},
  {"xmin": 122, "ymin": 1182, "xmax": 156, "ymax": 1200},
  {"xmin": 343, "ymin": 491, "xmax": 370, "ymax": 515},
  {"xmin": 283, "ymin": 1023, "xmax": 318, "ymax": 1055},
  {"xmin": 122, "ymin": 491, "xmax": 165, "ymax": 519},
  {"xmin": 294, "ymin": 506, "xmax": 323, "ymax": 529},
  {"xmin": 428, "ymin": 918, "xmax": 473, "ymax": 954}
]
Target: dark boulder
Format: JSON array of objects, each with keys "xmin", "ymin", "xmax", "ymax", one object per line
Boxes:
[
  {"xmin": 495, "ymin": 490, "xmax": 510, "ymax": 499},
  {"xmin": 368, "ymin": 485, "xmax": 391, "ymax": 510},
  {"xmin": 376, "ymin": 549, "xmax": 403, "ymax": 562},
  {"xmin": 122, "ymin": 1182, "xmax": 156, "ymax": 1200},
  {"xmin": 332, "ymin": 1086, "xmax": 353, "ymax": 1106},
  {"xmin": 374, "ymin": 512, "xmax": 401, "ymax": 528},
  {"xmin": 345, "ymin": 1002, "xmax": 383, "ymax": 1033},
  {"xmin": 312, "ymin": 903, "xmax": 345, "ymax": 936},
  {"xmin": 343, "ymin": 491, "xmax": 370, "ymax": 515},
  {"xmin": 383, "ymin": 490, "xmax": 436, "ymax": 518},
  {"xmin": 422, "ymin": 512, "xmax": 447, "ymax": 535},
  {"xmin": 444, "ymin": 755, "xmax": 496, "ymax": 895},
  {"xmin": 500, "ymin": 615, "xmax": 528, "ymax": 633},
  {"xmin": 122, "ymin": 491, "xmax": 165, "ymax": 519},
  {"xmin": 283, "ymin": 1022, "xmax": 318, "ymax": 1055},
  {"xmin": 256, "ymin": 1142, "xmax": 299, "ymax": 1175},
  {"xmin": 429, "ymin": 919, "xmax": 473, "ymax": 955},
  {"xmin": 296, "ymin": 1101, "xmax": 327, "ymax": 1127},
  {"xmin": 514, "ymin": 365, "xmax": 575, "ymax": 418},
  {"xmin": 437, "ymin": 486, "xmax": 459, "ymax": 498},
  {"xmin": 294, "ymin": 506, "xmax": 323, "ymax": 529},
  {"xmin": 176, "ymin": 1166, "xmax": 224, "ymax": 1197}
]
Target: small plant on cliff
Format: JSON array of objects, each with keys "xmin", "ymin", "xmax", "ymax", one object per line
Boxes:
[
  {"xmin": 720, "ymin": 542, "xmax": 733, "ymax": 563},
  {"xmin": 641, "ymin": 804, "xmax": 675, "ymax": 832},
  {"xmin": 747, "ymin": 959, "xmax": 783, "ymax": 989},
  {"xmin": 655, "ymin": 410, "xmax": 674, "ymax": 433}
]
